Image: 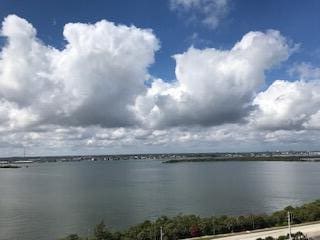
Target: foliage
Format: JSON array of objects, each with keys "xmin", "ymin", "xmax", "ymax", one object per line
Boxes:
[{"xmin": 60, "ymin": 200, "xmax": 320, "ymax": 240}]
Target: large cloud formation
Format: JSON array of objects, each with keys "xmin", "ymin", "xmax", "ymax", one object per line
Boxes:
[
  {"xmin": 134, "ymin": 30, "xmax": 291, "ymax": 127},
  {"xmin": 0, "ymin": 14, "xmax": 320, "ymax": 155},
  {"xmin": 0, "ymin": 15, "xmax": 159, "ymax": 131}
]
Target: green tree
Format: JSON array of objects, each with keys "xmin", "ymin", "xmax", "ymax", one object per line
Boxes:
[{"xmin": 94, "ymin": 221, "xmax": 113, "ymax": 240}]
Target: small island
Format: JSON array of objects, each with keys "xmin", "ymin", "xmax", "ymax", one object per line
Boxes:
[
  {"xmin": 162, "ymin": 154, "xmax": 320, "ymax": 163},
  {"xmin": 0, "ymin": 165, "xmax": 21, "ymax": 169}
]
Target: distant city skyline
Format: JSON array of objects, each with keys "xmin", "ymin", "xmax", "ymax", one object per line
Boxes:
[{"xmin": 0, "ymin": 0, "xmax": 320, "ymax": 156}]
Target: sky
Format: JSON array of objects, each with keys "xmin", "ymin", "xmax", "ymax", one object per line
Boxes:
[{"xmin": 0, "ymin": 0, "xmax": 320, "ymax": 156}]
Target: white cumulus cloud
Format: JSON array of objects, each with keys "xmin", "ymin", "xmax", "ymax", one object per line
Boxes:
[
  {"xmin": 1, "ymin": 14, "xmax": 320, "ymax": 155},
  {"xmin": 251, "ymin": 79, "xmax": 320, "ymax": 130},
  {"xmin": 0, "ymin": 14, "xmax": 159, "ymax": 131},
  {"xmin": 135, "ymin": 30, "xmax": 292, "ymax": 128}
]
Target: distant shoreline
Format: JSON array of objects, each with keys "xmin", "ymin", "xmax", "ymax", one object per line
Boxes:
[
  {"xmin": 1, "ymin": 152, "xmax": 320, "ymax": 164},
  {"xmin": 0, "ymin": 165, "xmax": 21, "ymax": 168},
  {"xmin": 163, "ymin": 156, "xmax": 320, "ymax": 163}
]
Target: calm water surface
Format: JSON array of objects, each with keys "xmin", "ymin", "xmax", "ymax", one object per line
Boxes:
[{"xmin": 0, "ymin": 160, "xmax": 320, "ymax": 240}]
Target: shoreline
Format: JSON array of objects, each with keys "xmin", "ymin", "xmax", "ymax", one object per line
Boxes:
[
  {"xmin": 0, "ymin": 164, "xmax": 21, "ymax": 168},
  {"xmin": 163, "ymin": 156, "xmax": 320, "ymax": 163}
]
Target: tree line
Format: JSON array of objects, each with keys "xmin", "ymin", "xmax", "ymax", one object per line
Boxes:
[{"xmin": 60, "ymin": 199, "xmax": 320, "ymax": 240}]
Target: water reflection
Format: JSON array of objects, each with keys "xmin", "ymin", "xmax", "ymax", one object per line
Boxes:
[{"xmin": 0, "ymin": 160, "xmax": 319, "ymax": 240}]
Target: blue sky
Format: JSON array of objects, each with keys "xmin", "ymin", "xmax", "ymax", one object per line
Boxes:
[
  {"xmin": 1, "ymin": 0, "xmax": 319, "ymax": 81},
  {"xmin": 1, "ymin": 0, "xmax": 320, "ymax": 155}
]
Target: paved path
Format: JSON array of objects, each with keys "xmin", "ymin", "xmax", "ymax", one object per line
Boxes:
[{"xmin": 211, "ymin": 223, "xmax": 320, "ymax": 240}]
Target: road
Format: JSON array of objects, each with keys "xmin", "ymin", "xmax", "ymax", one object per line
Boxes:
[
  {"xmin": 184, "ymin": 222, "xmax": 320, "ymax": 240},
  {"xmin": 212, "ymin": 223, "xmax": 320, "ymax": 240}
]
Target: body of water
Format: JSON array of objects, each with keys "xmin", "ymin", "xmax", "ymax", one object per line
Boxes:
[{"xmin": 0, "ymin": 160, "xmax": 320, "ymax": 240}]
